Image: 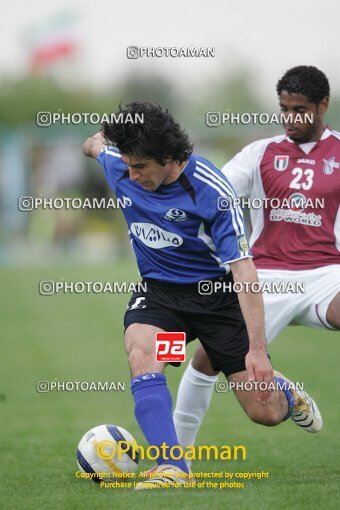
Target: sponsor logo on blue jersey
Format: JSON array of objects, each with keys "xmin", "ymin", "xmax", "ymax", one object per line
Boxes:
[{"xmin": 130, "ymin": 223, "xmax": 183, "ymax": 249}]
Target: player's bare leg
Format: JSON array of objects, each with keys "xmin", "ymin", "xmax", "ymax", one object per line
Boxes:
[
  {"xmin": 175, "ymin": 343, "xmax": 323, "ymax": 456},
  {"xmin": 125, "ymin": 323, "xmax": 166, "ymax": 377},
  {"xmin": 125, "ymin": 323, "xmax": 191, "ymax": 489},
  {"xmin": 229, "ymin": 369, "xmax": 322, "ymax": 432},
  {"xmin": 192, "ymin": 343, "xmax": 219, "ymax": 376},
  {"xmin": 326, "ymin": 292, "xmax": 340, "ymax": 329},
  {"xmin": 228, "ymin": 370, "xmax": 287, "ymax": 425}
]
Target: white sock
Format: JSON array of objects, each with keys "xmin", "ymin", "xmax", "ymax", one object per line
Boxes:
[{"xmin": 174, "ymin": 360, "xmax": 218, "ymax": 465}]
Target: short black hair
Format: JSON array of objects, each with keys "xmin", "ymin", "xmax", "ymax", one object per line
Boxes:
[
  {"xmin": 101, "ymin": 101, "xmax": 194, "ymax": 165},
  {"xmin": 276, "ymin": 66, "xmax": 330, "ymax": 104}
]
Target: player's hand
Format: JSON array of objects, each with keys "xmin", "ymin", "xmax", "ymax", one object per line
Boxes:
[
  {"xmin": 245, "ymin": 348, "xmax": 273, "ymax": 404},
  {"xmin": 83, "ymin": 131, "xmax": 106, "ymax": 159}
]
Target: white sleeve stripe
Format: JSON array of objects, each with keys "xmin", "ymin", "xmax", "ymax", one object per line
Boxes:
[
  {"xmin": 195, "ymin": 165, "xmax": 235, "ymax": 197},
  {"xmin": 194, "ymin": 170, "xmax": 244, "ymax": 237},
  {"xmin": 196, "ymin": 161, "xmax": 239, "ymax": 201},
  {"xmin": 195, "ymin": 164, "xmax": 244, "ymax": 229},
  {"xmin": 196, "ymin": 160, "xmax": 236, "ymax": 193},
  {"xmin": 194, "ymin": 167, "xmax": 245, "ymax": 234},
  {"xmin": 104, "ymin": 148, "xmax": 121, "ymax": 158},
  {"xmin": 193, "ymin": 172, "xmax": 243, "ymax": 236},
  {"xmin": 221, "ymin": 255, "xmax": 253, "ymax": 265}
]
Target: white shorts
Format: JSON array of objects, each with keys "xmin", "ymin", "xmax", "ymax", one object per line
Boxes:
[{"xmin": 257, "ymin": 265, "xmax": 340, "ymax": 343}]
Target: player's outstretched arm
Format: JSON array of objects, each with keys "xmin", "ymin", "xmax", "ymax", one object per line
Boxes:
[
  {"xmin": 229, "ymin": 257, "xmax": 273, "ymax": 402},
  {"xmin": 83, "ymin": 131, "xmax": 106, "ymax": 159}
]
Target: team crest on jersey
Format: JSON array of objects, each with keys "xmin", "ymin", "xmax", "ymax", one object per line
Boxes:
[
  {"xmin": 323, "ymin": 157, "xmax": 339, "ymax": 175},
  {"xmin": 237, "ymin": 234, "xmax": 249, "ymax": 253},
  {"xmin": 289, "ymin": 192, "xmax": 307, "ymax": 212},
  {"xmin": 274, "ymin": 155, "xmax": 289, "ymax": 171},
  {"xmin": 164, "ymin": 208, "xmax": 189, "ymax": 222}
]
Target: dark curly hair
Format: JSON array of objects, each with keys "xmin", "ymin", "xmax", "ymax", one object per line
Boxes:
[
  {"xmin": 101, "ymin": 101, "xmax": 194, "ymax": 165},
  {"xmin": 276, "ymin": 66, "xmax": 330, "ymax": 104}
]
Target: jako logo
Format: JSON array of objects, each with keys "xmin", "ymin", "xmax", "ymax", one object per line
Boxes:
[
  {"xmin": 155, "ymin": 332, "xmax": 186, "ymax": 362},
  {"xmin": 130, "ymin": 223, "xmax": 183, "ymax": 248},
  {"xmin": 164, "ymin": 209, "xmax": 189, "ymax": 222}
]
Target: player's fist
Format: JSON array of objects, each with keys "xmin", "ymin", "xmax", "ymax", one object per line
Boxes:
[{"xmin": 245, "ymin": 349, "xmax": 273, "ymax": 403}]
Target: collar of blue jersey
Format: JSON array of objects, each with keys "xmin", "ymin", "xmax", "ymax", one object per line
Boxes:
[{"xmin": 155, "ymin": 154, "xmax": 194, "ymax": 190}]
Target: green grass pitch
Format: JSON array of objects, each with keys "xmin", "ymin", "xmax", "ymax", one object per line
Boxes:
[{"xmin": 1, "ymin": 260, "xmax": 339, "ymax": 509}]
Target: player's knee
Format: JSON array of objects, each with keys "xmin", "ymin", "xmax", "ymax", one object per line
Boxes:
[
  {"xmin": 246, "ymin": 404, "xmax": 282, "ymax": 427},
  {"xmin": 326, "ymin": 292, "xmax": 340, "ymax": 329},
  {"xmin": 192, "ymin": 345, "xmax": 218, "ymax": 376}
]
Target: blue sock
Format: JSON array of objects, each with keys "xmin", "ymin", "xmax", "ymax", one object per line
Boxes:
[
  {"xmin": 130, "ymin": 373, "xmax": 189, "ymax": 473},
  {"xmin": 274, "ymin": 376, "xmax": 295, "ymax": 420}
]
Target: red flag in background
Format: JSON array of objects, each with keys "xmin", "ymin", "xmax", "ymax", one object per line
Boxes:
[{"xmin": 27, "ymin": 10, "xmax": 81, "ymax": 71}]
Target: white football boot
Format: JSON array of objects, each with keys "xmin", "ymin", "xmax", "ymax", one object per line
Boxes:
[{"xmin": 274, "ymin": 370, "xmax": 323, "ymax": 432}]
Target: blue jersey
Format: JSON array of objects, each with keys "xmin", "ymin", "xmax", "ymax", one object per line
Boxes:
[{"xmin": 97, "ymin": 147, "xmax": 251, "ymax": 284}]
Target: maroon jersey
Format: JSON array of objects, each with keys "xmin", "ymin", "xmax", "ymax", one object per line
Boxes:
[{"xmin": 222, "ymin": 128, "xmax": 340, "ymax": 270}]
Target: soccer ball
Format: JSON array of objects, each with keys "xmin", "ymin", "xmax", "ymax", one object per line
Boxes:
[{"xmin": 77, "ymin": 424, "xmax": 139, "ymax": 482}]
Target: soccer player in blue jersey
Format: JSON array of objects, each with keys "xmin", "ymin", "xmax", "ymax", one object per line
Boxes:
[{"xmin": 83, "ymin": 102, "xmax": 321, "ymax": 489}]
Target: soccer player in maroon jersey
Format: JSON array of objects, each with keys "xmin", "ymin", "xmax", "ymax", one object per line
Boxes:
[{"xmin": 174, "ymin": 66, "xmax": 340, "ymax": 457}]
